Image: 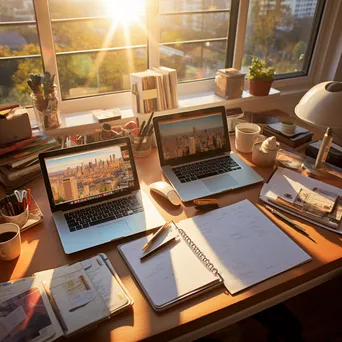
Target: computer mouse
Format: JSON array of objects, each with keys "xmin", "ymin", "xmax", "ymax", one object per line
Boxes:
[{"xmin": 149, "ymin": 181, "xmax": 182, "ymax": 206}]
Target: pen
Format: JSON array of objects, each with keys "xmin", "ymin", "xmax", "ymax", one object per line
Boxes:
[
  {"xmin": 142, "ymin": 221, "xmax": 170, "ymax": 251},
  {"xmin": 265, "ymin": 205, "xmax": 317, "ymax": 243},
  {"xmin": 140, "ymin": 236, "xmax": 179, "ymax": 261},
  {"xmin": 194, "ymin": 199, "xmax": 218, "ymax": 206},
  {"xmin": 195, "ymin": 204, "xmax": 219, "ymax": 211},
  {"xmin": 26, "ymin": 188, "xmax": 31, "ymax": 207}
]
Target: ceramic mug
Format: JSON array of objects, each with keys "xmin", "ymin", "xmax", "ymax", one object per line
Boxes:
[
  {"xmin": 0, "ymin": 223, "xmax": 21, "ymax": 261},
  {"xmin": 235, "ymin": 123, "xmax": 265, "ymax": 153},
  {"xmin": 2, "ymin": 205, "xmax": 29, "ymax": 228}
]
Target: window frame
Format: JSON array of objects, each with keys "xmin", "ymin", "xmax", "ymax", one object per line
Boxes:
[{"xmin": 22, "ymin": 0, "xmax": 342, "ymax": 114}]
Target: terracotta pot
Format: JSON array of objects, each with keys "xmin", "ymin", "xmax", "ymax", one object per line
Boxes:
[{"xmin": 249, "ymin": 79, "xmax": 273, "ymax": 96}]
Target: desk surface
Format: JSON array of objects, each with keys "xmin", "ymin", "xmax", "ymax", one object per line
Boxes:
[{"xmin": 1, "ymin": 111, "xmax": 342, "ymax": 342}]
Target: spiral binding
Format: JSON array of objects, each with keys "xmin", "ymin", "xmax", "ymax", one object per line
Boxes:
[{"xmin": 175, "ymin": 222, "xmax": 220, "ymax": 277}]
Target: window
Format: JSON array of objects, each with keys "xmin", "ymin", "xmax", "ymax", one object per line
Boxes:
[
  {"xmin": 241, "ymin": 0, "xmax": 324, "ymax": 79},
  {"xmin": 0, "ymin": 0, "xmax": 331, "ymax": 111},
  {"xmin": 0, "ymin": 0, "xmax": 43, "ymax": 106},
  {"xmin": 159, "ymin": 0, "xmax": 236, "ymax": 82},
  {"xmin": 49, "ymin": 0, "xmax": 148, "ymax": 99}
]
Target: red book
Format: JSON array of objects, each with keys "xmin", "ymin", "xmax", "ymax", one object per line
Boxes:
[{"xmin": 0, "ymin": 135, "xmax": 40, "ymax": 156}]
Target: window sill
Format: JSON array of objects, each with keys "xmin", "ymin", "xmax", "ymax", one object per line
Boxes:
[{"xmin": 43, "ymin": 87, "xmax": 283, "ymax": 137}]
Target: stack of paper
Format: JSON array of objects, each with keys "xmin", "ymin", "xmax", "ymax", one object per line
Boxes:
[{"xmin": 260, "ymin": 167, "xmax": 342, "ymax": 234}]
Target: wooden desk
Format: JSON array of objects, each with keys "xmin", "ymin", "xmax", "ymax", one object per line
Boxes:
[{"xmin": 1, "ymin": 113, "xmax": 341, "ymax": 342}]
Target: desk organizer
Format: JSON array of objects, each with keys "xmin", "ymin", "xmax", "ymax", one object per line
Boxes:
[{"xmin": 0, "ymin": 195, "xmax": 43, "ymax": 232}]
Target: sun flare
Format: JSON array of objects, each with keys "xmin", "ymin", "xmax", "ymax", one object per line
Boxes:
[{"xmin": 104, "ymin": 0, "xmax": 145, "ymax": 24}]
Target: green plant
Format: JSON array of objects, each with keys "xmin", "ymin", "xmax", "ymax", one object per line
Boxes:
[{"xmin": 248, "ymin": 58, "xmax": 275, "ymax": 82}]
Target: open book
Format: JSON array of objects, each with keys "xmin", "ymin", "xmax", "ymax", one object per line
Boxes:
[
  {"xmin": 0, "ymin": 254, "xmax": 133, "ymax": 342},
  {"xmin": 118, "ymin": 200, "xmax": 311, "ymax": 311}
]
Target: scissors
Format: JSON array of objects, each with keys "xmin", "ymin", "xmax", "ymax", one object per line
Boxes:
[{"xmin": 14, "ymin": 190, "xmax": 27, "ymax": 211}]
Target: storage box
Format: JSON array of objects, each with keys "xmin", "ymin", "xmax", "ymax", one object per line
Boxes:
[{"xmin": 214, "ymin": 68, "xmax": 246, "ymax": 99}]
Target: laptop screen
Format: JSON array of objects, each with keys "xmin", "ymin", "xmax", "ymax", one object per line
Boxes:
[
  {"xmin": 154, "ymin": 106, "xmax": 230, "ymax": 166},
  {"xmin": 40, "ymin": 139, "xmax": 138, "ymax": 211}
]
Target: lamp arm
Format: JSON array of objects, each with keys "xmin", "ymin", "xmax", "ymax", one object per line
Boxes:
[{"xmin": 314, "ymin": 127, "xmax": 333, "ymax": 169}]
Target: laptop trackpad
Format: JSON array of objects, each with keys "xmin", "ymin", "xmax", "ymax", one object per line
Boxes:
[
  {"xmin": 98, "ymin": 220, "xmax": 131, "ymax": 239},
  {"xmin": 203, "ymin": 175, "xmax": 238, "ymax": 193}
]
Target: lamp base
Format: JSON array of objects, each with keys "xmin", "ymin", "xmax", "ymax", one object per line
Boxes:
[{"xmin": 301, "ymin": 160, "xmax": 326, "ymax": 176}]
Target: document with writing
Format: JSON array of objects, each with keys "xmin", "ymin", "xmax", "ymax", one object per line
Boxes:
[
  {"xmin": 177, "ymin": 200, "xmax": 311, "ymax": 294},
  {"xmin": 118, "ymin": 222, "xmax": 222, "ymax": 311},
  {"xmin": 119, "ymin": 200, "xmax": 311, "ymax": 311},
  {"xmin": 0, "ymin": 254, "xmax": 133, "ymax": 342}
]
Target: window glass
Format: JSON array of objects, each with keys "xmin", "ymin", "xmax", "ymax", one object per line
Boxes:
[
  {"xmin": 49, "ymin": 0, "xmax": 147, "ymax": 99},
  {"xmin": 160, "ymin": 0, "xmax": 231, "ymax": 12},
  {"xmin": 242, "ymin": 0, "xmax": 319, "ymax": 76},
  {"xmin": 159, "ymin": 0, "xmax": 231, "ymax": 82},
  {"xmin": 0, "ymin": 1, "xmax": 43, "ymax": 106}
]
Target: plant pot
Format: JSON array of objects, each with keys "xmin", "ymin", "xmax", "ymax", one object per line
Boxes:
[{"xmin": 249, "ymin": 80, "xmax": 273, "ymax": 96}]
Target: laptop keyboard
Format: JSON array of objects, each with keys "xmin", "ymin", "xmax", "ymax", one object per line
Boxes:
[
  {"xmin": 172, "ymin": 156, "xmax": 241, "ymax": 183},
  {"xmin": 64, "ymin": 195, "xmax": 143, "ymax": 232}
]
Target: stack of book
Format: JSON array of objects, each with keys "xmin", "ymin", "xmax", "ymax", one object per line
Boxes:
[
  {"xmin": 263, "ymin": 122, "xmax": 313, "ymax": 148},
  {"xmin": 130, "ymin": 67, "xmax": 178, "ymax": 114},
  {"xmin": 0, "ymin": 131, "xmax": 60, "ymax": 191}
]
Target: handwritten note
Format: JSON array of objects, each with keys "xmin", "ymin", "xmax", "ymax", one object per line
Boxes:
[{"xmin": 177, "ymin": 199, "xmax": 311, "ymax": 294}]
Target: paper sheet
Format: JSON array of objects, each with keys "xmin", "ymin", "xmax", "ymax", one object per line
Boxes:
[
  {"xmin": 260, "ymin": 167, "xmax": 342, "ymax": 232},
  {"xmin": 119, "ymin": 222, "xmax": 220, "ymax": 308},
  {"xmin": 84, "ymin": 257, "xmax": 129, "ymax": 312},
  {"xmin": 0, "ymin": 280, "xmax": 61, "ymax": 342},
  {"xmin": 36, "ymin": 264, "xmax": 109, "ymax": 335},
  {"xmin": 177, "ymin": 200, "xmax": 312, "ymax": 294}
]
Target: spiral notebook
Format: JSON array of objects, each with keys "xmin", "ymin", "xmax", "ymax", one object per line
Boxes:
[{"xmin": 118, "ymin": 200, "xmax": 311, "ymax": 311}]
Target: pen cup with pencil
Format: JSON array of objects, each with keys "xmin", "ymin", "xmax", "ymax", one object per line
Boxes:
[
  {"xmin": 130, "ymin": 134, "xmax": 153, "ymax": 158},
  {"xmin": 0, "ymin": 190, "xmax": 30, "ymax": 228},
  {"xmin": 129, "ymin": 111, "xmax": 155, "ymax": 158}
]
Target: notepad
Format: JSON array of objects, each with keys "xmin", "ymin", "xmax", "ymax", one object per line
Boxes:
[
  {"xmin": 0, "ymin": 254, "xmax": 133, "ymax": 341},
  {"xmin": 118, "ymin": 200, "xmax": 311, "ymax": 311}
]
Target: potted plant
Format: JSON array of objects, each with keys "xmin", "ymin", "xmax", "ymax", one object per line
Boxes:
[{"xmin": 248, "ymin": 58, "xmax": 275, "ymax": 96}]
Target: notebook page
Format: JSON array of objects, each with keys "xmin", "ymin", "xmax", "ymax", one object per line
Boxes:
[
  {"xmin": 177, "ymin": 200, "xmax": 311, "ymax": 294},
  {"xmin": 118, "ymin": 223, "xmax": 220, "ymax": 309}
]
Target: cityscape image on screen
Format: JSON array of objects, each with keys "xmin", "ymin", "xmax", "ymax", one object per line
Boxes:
[
  {"xmin": 159, "ymin": 114, "xmax": 226, "ymax": 160},
  {"xmin": 45, "ymin": 144, "xmax": 134, "ymax": 205}
]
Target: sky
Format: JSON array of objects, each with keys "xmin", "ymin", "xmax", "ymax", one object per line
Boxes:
[
  {"xmin": 45, "ymin": 145, "xmax": 122, "ymax": 173},
  {"xmin": 159, "ymin": 113, "xmax": 224, "ymax": 137}
]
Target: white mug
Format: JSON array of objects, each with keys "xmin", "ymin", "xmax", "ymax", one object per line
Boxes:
[
  {"xmin": 0, "ymin": 223, "xmax": 21, "ymax": 261},
  {"xmin": 235, "ymin": 123, "xmax": 265, "ymax": 153}
]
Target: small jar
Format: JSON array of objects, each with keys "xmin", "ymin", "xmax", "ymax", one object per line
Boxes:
[{"xmin": 31, "ymin": 87, "xmax": 61, "ymax": 131}]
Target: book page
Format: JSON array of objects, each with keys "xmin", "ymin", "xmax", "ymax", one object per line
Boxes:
[
  {"xmin": 36, "ymin": 263, "xmax": 109, "ymax": 336},
  {"xmin": 0, "ymin": 278, "xmax": 63, "ymax": 342},
  {"xmin": 177, "ymin": 200, "xmax": 311, "ymax": 294},
  {"xmin": 83, "ymin": 256, "xmax": 129, "ymax": 313},
  {"xmin": 119, "ymin": 222, "xmax": 220, "ymax": 309}
]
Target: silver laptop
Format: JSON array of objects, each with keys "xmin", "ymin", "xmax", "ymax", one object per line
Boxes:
[
  {"xmin": 153, "ymin": 106, "xmax": 263, "ymax": 202},
  {"xmin": 39, "ymin": 137, "xmax": 164, "ymax": 254}
]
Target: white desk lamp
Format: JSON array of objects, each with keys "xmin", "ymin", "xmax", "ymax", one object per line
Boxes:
[{"xmin": 295, "ymin": 81, "xmax": 342, "ymax": 174}]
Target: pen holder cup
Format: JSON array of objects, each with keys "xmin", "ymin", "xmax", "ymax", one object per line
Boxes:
[
  {"xmin": 130, "ymin": 135, "xmax": 152, "ymax": 158},
  {"xmin": 1, "ymin": 205, "xmax": 29, "ymax": 228}
]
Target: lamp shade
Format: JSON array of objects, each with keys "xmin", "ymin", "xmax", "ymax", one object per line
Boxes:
[{"xmin": 295, "ymin": 81, "xmax": 342, "ymax": 127}]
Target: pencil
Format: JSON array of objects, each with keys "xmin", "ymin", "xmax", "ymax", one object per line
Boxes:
[{"xmin": 42, "ymin": 281, "xmax": 68, "ymax": 333}]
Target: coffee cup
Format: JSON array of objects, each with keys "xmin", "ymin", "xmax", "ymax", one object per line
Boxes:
[
  {"xmin": 235, "ymin": 123, "xmax": 265, "ymax": 153},
  {"xmin": 0, "ymin": 223, "xmax": 21, "ymax": 261}
]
